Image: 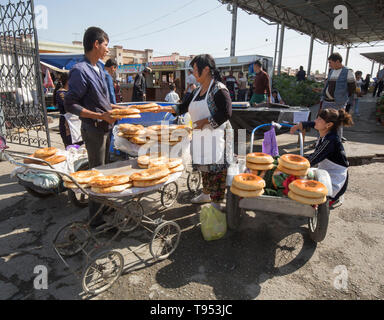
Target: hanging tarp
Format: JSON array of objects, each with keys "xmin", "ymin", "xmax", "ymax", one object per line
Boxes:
[{"xmin": 39, "ymin": 53, "xmax": 84, "ymax": 71}]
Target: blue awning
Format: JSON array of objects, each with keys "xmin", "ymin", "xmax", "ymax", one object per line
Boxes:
[{"xmin": 39, "ymin": 53, "xmax": 84, "ymax": 70}]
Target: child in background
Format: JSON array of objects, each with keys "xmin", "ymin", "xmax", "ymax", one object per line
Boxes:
[{"xmin": 165, "ymin": 83, "xmax": 180, "ymax": 103}]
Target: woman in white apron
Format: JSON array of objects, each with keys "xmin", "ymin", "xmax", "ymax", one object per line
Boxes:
[
  {"xmin": 158, "ymin": 54, "xmax": 233, "ymax": 207},
  {"xmin": 290, "ymin": 108, "xmax": 354, "ymax": 207}
]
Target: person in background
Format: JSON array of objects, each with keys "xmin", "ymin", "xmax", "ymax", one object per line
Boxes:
[
  {"xmin": 354, "ymin": 71, "xmax": 363, "ymax": 117},
  {"xmin": 237, "ymin": 72, "xmax": 248, "ymax": 102},
  {"xmin": 270, "ymin": 89, "xmax": 285, "ymax": 105},
  {"xmin": 104, "ymin": 59, "xmax": 117, "ymax": 104},
  {"xmin": 361, "ymin": 74, "xmax": 370, "ymax": 95},
  {"xmin": 320, "ymin": 53, "xmax": 356, "ymax": 142},
  {"xmin": 114, "ymin": 79, "xmax": 122, "ymax": 103},
  {"xmin": 290, "ymin": 108, "xmax": 354, "ymax": 208},
  {"xmin": 165, "ymin": 82, "xmax": 180, "ymax": 103},
  {"xmin": 225, "ymin": 70, "xmax": 238, "ymax": 102},
  {"xmin": 372, "ymin": 66, "xmax": 384, "ymax": 98},
  {"xmin": 132, "ymin": 67, "xmax": 152, "ymax": 102},
  {"xmin": 249, "ymin": 60, "xmax": 271, "ymax": 106},
  {"xmin": 54, "ymin": 73, "xmax": 72, "ymax": 148},
  {"xmin": 184, "ymin": 69, "xmax": 198, "ymax": 101},
  {"xmin": 296, "ymin": 66, "xmax": 306, "ymax": 81}
]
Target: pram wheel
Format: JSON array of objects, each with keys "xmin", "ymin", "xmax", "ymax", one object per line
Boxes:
[
  {"xmin": 149, "ymin": 221, "xmax": 181, "ymax": 261},
  {"xmin": 68, "ymin": 190, "xmax": 89, "ymax": 208},
  {"xmin": 81, "ymin": 250, "xmax": 124, "ymax": 295},
  {"xmin": 308, "ymin": 200, "xmax": 330, "ymax": 243},
  {"xmin": 53, "ymin": 221, "xmax": 91, "ymax": 257},
  {"xmin": 160, "ymin": 182, "xmax": 179, "ymax": 208},
  {"xmin": 114, "ymin": 201, "xmax": 144, "ymax": 233},
  {"xmin": 187, "ymin": 170, "xmax": 201, "ymax": 194}
]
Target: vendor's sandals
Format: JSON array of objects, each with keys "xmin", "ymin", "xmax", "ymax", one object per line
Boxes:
[{"xmin": 191, "ymin": 192, "xmax": 211, "ymax": 204}]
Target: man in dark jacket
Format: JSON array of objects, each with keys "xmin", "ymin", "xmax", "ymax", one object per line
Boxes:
[{"xmin": 132, "ymin": 67, "xmax": 152, "ymax": 101}]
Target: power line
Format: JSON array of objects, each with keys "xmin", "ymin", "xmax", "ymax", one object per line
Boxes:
[
  {"xmin": 114, "ymin": 4, "xmax": 224, "ymax": 43},
  {"xmin": 110, "ymin": 0, "xmax": 198, "ymax": 39}
]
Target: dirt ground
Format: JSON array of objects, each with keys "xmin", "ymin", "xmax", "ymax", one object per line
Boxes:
[{"xmin": 0, "ymin": 161, "xmax": 383, "ymax": 300}]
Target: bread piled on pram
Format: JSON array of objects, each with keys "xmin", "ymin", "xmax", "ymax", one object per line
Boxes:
[{"xmin": 24, "ymin": 147, "xmax": 66, "ymax": 166}]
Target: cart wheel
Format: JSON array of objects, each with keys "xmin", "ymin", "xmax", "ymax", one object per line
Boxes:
[
  {"xmin": 25, "ymin": 186, "xmax": 53, "ymax": 198},
  {"xmin": 81, "ymin": 250, "xmax": 124, "ymax": 295},
  {"xmin": 149, "ymin": 221, "xmax": 181, "ymax": 261},
  {"xmin": 308, "ymin": 200, "xmax": 330, "ymax": 243},
  {"xmin": 67, "ymin": 190, "xmax": 89, "ymax": 208},
  {"xmin": 114, "ymin": 201, "xmax": 144, "ymax": 233},
  {"xmin": 53, "ymin": 221, "xmax": 91, "ymax": 257},
  {"xmin": 187, "ymin": 170, "xmax": 201, "ymax": 194},
  {"xmin": 226, "ymin": 187, "xmax": 244, "ymax": 231},
  {"xmin": 160, "ymin": 182, "xmax": 179, "ymax": 208}
]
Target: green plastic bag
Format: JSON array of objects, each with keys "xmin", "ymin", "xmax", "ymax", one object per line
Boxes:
[{"xmin": 200, "ymin": 205, "xmax": 227, "ymax": 241}]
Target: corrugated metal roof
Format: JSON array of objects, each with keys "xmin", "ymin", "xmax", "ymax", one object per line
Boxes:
[
  {"xmin": 219, "ymin": 0, "xmax": 384, "ymax": 46},
  {"xmin": 361, "ymin": 52, "xmax": 384, "ymax": 65}
]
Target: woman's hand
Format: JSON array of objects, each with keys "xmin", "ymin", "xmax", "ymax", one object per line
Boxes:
[
  {"xmin": 193, "ymin": 118, "xmax": 209, "ymax": 130},
  {"xmin": 290, "ymin": 123, "xmax": 302, "ymax": 135}
]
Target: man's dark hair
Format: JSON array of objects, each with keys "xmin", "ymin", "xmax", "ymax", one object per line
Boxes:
[
  {"xmin": 254, "ymin": 60, "xmax": 262, "ymax": 67},
  {"xmin": 328, "ymin": 53, "xmax": 343, "ymax": 63},
  {"xmin": 105, "ymin": 59, "xmax": 117, "ymax": 68},
  {"xmin": 169, "ymin": 83, "xmax": 176, "ymax": 91},
  {"xmin": 300, "ymin": 66, "xmax": 304, "ymax": 70},
  {"xmin": 83, "ymin": 27, "xmax": 109, "ymax": 53}
]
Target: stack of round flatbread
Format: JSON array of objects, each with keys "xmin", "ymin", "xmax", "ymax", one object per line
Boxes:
[
  {"xmin": 137, "ymin": 154, "xmax": 168, "ymax": 169},
  {"xmin": 246, "ymin": 152, "xmax": 274, "ymax": 172},
  {"xmin": 130, "ymin": 165, "xmax": 171, "ymax": 188},
  {"xmin": 131, "ymin": 103, "xmax": 161, "ymax": 113},
  {"xmin": 167, "ymin": 158, "xmax": 184, "ymax": 173},
  {"xmin": 110, "ymin": 107, "xmax": 141, "ymax": 120},
  {"xmin": 148, "ymin": 125, "xmax": 190, "ymax": 146},
  {"xmin": 89, "ymin": 175, "xmax": 132, "ymax": 194},
  {"xmin": 24, "ymin": 147, "xmax": 67, "ymax": 166},
  {"xmin": 62, "ymin": 170, "xmax": 103, "ymax": 189},
  {"xmin": 288, "ymin": 179, "xmax": 328, "ymax": 205},
  {"xmin": 230, "ymin": 173, "xmax": 266, "ymax": 198},
  {"xmin": 278, "ymin": 154, "xmax": 310, "ymax": 177}
]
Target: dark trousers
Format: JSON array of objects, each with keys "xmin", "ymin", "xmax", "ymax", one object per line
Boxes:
[
  {"xmin": 238, "ymin": 89, "xmax": 247, "ymax": 102},
  {"xmin": 373, "ymin": 81, "xmax": 383, "ymax": 97},
  {"xmin": 81, "ymin": 123, "xmax": 111, "ymax": 225}
]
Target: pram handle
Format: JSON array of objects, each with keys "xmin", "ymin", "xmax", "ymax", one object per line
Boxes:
[
  {"xmin": 249, "ymin": 122, "xmax": 304, "ymax": 156},
  {"xmin": 2, "ymin": 151, "xmax": 90, "ymax": 195}
]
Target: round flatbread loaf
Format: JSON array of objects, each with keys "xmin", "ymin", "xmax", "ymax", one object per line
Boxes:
[
  {"xmin": 232, "ymin": 173, "xmax": 266, "ymax": 191},
  {"xmin": 62, "ymin": 170, "xmax": 103, "ymax": 184},
  {"xmin": 230, "ymin": 185, "xmax": 264, "ymax": 198},
  {"xmin": 288, "ymin": 191, "xmax": 327, "ymax": 205},
  {"xmin": 132, "ymin": 175, "xmax": 169, "ymax": 188},
  {"xmin": 33, "ymin": 147, "xmax": 57, "ymax": 159},
  {"xmin": 246, "ymin": 162, "xmax": 274, "ymax": 171},
  {"xmin": 170, "ymin": 164, "xmax": 184, "ymax": 173},
  {"xmin": 91, "ymin": 183, "xmax": 133, "ymax": 194},
  {"xmin": 277, "ymin": 164, "xmax": 308, "ymax": 177},
  {"xmin": 63, "ymin": 181, "xmax": 90, "ymax": 189},
  {"xmin": 130, "ymin": 165, "xmax": 170, "ymax": 181},
  {"xmin": 279, "ymin": 154, "xmax": 310, "ymax": 170},
  {"xmin": 289, "ymin": 179, "xmax": 328, "ymax": 198},
  {"xmin": 41, "ymin": 155, "xmax": 67, "ymax": 166},
  {"xmin": 246, "ymin": 152, "xmax": 274, "ymax": 164},
  {"xmin": 110, "ymin": 108, "xmax": 141, "ymax": 116},
  {"xmin": 89, "ymin": 175, "xmax": 131, "ymax": 188},
  {"xmin": 119, "ymin": 124, "xmax": 144, "ymax": 135},
  {"xmin": 168, "ymin": 158, "xmax": 183, "ymax": 169}
]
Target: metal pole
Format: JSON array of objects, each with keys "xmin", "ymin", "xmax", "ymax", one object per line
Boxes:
[
  {"xmin": 277, "ymin": 22, "xmax": 285, "ymax": 76},
  {"xmin": 345, "ymin": 47, "xmax": 350, "ymax": 66},
  {"xmin": 325, "ymin": 44, "xmax": 330, "ymax": 77},
  {"xmin": 31, "ymin": 0, "xmax": 51, "ymax": 147},
  {"xmin": 273, "ymin": 24, "xmax": 280, "ymax": 76},
  {"xmin": 230, "ymin": 3, "xmax": 238, "ymax": 57},
  {"xmin": 307, "ymin": 34, "xmax": 314, "ymax": 79},
  {"xmin": 371, "ymin": 61, "xmax": 375, "ymax": 76}
]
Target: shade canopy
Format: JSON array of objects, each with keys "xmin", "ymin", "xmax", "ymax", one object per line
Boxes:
[
  {"xmin": 219, "ymin": 0, "xmax": 384, "ymax": 46},
  {"xmin": 360, "ymin": 52, "xmax": 384, "ymax": 65}
]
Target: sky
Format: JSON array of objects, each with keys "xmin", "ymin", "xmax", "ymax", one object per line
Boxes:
[{"xmin": 32, "ymin": 0, "xmax": 384, "ymax": 77}]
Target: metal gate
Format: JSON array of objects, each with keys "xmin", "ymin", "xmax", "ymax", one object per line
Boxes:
[{"xmin": 0, "ymin": 0, "xmax": 51, "ymax": 148}]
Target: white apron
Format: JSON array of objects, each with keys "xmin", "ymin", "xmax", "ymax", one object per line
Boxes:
[
  {"xmin": 318, "ymin": 158, "xmax": 347, "ymax": 198},
  {"xmin": 64, "ymin": 113, "xmax": 82, "ymax": 144},
  {"xmin": 189, "ymin": 80, "xmax": 227, "ymax": 165}
]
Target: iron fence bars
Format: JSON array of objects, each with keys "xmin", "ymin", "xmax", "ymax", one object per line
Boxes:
[{"xmin": 0, "ymin": 0, "xmax": 51, "ymax": 148}]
